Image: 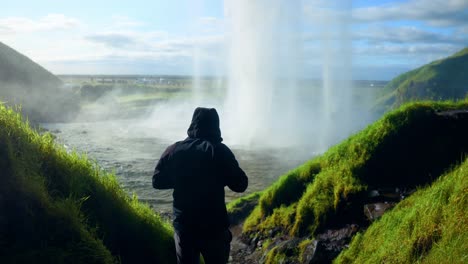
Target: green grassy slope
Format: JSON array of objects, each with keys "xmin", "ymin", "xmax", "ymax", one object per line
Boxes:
[
  {"xmin": 335, "ymin": 158, "xmax": 468, "ymax": 264},
  {"xmin": 375, "ymin": 47, "xmax": 468, "ymax": 112},
  {"xmin": 0, "ymin": 42, "xmax": 62, "ymax": 88},
  {"xmin": 0, "ymin": 42, "xmax": 79, "ymax": 122},
  {"xmin": 238, "ymin": 100, "xmax": 468, "ymax": 262},
  {"xmin": 0, "ymin": 104, "xmax": 175, "ymax": 263}
]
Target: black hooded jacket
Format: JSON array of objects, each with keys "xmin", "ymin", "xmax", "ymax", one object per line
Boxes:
[{"xmin": 152, "ymin": 107, "xmax": 248, "ymax": 233}]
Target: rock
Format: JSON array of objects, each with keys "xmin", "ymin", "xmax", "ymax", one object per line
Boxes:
[
  {"xmin": 301, "ymin": 240, "xmax": 318, "ymax": 263},
  {"xmin": 259, "ymin": 238, "xmax": 302, "ymax": 263},
  {"xmin": 364, "ymin": 202, "xmax": 395, "ymax": 221},
  {"xmin": 257, "ymin": 240, "xmax": 263, "ymax": 248},
  {"xmin": 250, "ymin": 236, "xmax": 259, "ymax": 247},
  {"xmin": 268, "ymin": 227, "xmax": 282, "ymax": 237},
  {"xmin": 435, "ymin": 109, "xmax": 468, "ymax": 119},
  {"xmin": 367, "ymin": 187, "xmax": 415, "ymax": 203},
  {"xmin": 312, "ymin": 224, "xmax": 360, "ymax": 262}
]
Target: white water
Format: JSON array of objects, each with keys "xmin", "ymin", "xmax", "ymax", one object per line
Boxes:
[
  {"xmin": 223, "ymin": 0, "xmax": 304, "ymax": 147},
  {"xmin": 317, "ymin": 1, "xmax": 354, "ymax": 150},
  {"xmin": 191, "ymin": 0, "xmax": 359, "ymax": 151}
]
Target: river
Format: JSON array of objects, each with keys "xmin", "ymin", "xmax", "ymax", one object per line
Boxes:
[{"xmin": 42, "ymin": 118, "xmax": 314, "ymax": 213}]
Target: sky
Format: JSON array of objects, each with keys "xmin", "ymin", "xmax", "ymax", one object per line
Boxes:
[{"xmin": 0, "ymin": 0, "xmax": 467, "ymax": 80}]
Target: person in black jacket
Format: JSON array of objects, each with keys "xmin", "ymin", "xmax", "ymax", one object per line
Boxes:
[{"xmin": 153, "ymin": 107, "xmax": 248, "ymax": 264}]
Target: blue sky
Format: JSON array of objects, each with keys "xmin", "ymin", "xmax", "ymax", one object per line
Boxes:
[{"xmin": 1, "ymin": 0, "xmax": 467, "ymax": 80}]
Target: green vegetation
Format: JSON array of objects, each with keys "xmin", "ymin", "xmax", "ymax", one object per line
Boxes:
[
  {"xmin": 227, "ymin": 192, "xmax": 262, "ymax": 225},
  {"xmin": 375, "ymin": 47, "xmax": 468, "ymax": 113},
  {"xmin": 0, "ymin": 104, "xmax": 175, "ymax": 263},
  {"xmin": 241, "ymin": 100, "xmax": 468, "ymax": 262},
  {"xmin": 0, "ymin": 42, "xmax": 79, "ymax": 122},
  {"xmin": 336, "ymin": 158, "xmax": 468, "ymax": 263}
]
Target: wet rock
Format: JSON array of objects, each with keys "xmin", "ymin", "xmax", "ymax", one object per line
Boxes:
[
  {"xmin": 259, "ymin": 238, "xmax": 302, "ymax": 263},
  {"xmin": 268, "ymin": 227, "xmax": 282, "ymax": 237},
  {"xmin": 367, "ymin": 187, "xmax": 415, "ymax": 203},
  {"xmin": 301, "ymin": 240, "xmax": 319, "ymax": 264},
  {"xmin": 435, "ymin": 109, "xmax": 468, "ymax": 119},
  {"xmin": 230, "ymin": 228, "xmax": 262, "ymax": 264},
  {"xmin": 257, "ymin": 239, "xmax": 263, "ymax": 248},
  {"xmin": 364, "ymin": 202, "xmax": 395, "ymax": 221},
  {"xmin": 250, "ymin": 236, "xmax": 259, "ymax": 247},
  {"xmin": 312, "ymin": 224, "xmax": 360, "ymax": 262}
]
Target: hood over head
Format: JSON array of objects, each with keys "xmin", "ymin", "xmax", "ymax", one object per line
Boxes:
[{"xmin": 187, "ymin": 107, "xmax": 223, "ymax": 143}]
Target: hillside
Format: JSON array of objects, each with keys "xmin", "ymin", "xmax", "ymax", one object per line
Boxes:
[
  {"xmin": 336, "ymin": 158, "xmax": 467, "ymax": 263},
  {"xmin": 229, "ymin": 100, "xmax": 468, "ymax": 263},
  {"xmin": 0, "ymin": 42, "xmax": 79, "ymax": 122},
  {"xmin": 0, "ymin": 104, "xmax": 175, "ymax": 263},
  {"xmin": 375, "ymin": 47, "xmax": 468, "ymax": 113}
]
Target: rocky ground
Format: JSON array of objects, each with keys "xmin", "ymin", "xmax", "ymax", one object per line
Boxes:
[
  {"xmin": 228, "ymin": 187, "xmax": 415, "ymax": 263},
  {"xmin": 156, "ymin": 186, "xmax": 416, "ymax": 263}
]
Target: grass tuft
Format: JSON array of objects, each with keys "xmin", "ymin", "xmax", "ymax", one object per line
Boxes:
[
  {"xmin": 0, "ymin": 104, "xmax": 175, "ymax": 263},
  {"xmin": 335, "ymin": 158, "xmax": 468, "ymax": 263}
]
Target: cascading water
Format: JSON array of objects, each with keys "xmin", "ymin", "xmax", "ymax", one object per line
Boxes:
[
  {"xmin": 221, "ymin": 0, "xmax": 357, "ymax": 151},
  {"xmin": 223, "ymin": 0, "xmax": 304, "ymax": 147},
  {"xmin": 317, "ymin": 1, "xmax": 354, "ymax": 150}
]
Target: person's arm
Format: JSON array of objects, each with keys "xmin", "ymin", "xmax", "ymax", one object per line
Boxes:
[
  {"xmin": 152, "ymin": 144, "xmax": 177, "ymax": 189},
  {"xmin": 219, "ymin": 144, "xmax": 248, "ymax": 193}
]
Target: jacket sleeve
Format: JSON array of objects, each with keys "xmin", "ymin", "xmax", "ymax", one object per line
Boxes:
[
  {"xmin": 152, "ymin": 144, "xmax": 176, "ymax": 189},
  {"xmin": 219, "ymin": 144, "xmax": 248, "ymax": 193}
]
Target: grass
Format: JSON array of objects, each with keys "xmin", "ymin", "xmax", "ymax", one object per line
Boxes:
[
  {"xmin": 227, "ymin": 192, "xmax": 263, "ymax": 225},
  {"xmin": 0, "ymin": 104, "xmax": 175, "ymax": 263},
  {"xmin": 240, "ymin": 100, "xmax": 468, "ymax": 262},
  {"xmin": 376, "ymin": 47, "xmax": 468, "ymax": 113},
  {"xmin": 335, "ymin": 157, "xmax": 468, "ymax": 264}
]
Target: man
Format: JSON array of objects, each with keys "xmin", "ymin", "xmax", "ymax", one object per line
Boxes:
[{"xmin": 153, "ymin": 107, "xmax": 248, "ymax": 264}]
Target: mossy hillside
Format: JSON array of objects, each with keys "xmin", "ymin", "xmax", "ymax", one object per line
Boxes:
[
  {"xmin": 243, "ymin": 100, "xmax": 468, "ymax": 240},
  {"xmin": 335, "ymin": 157, "xmax": 468, "ymax": 264},
  {"xmin": 0, "ymin": 104, "xmax": 175, "ymax": 263},
  {"xmin": 376, "ymin": 47, "xmax": 468, "ymax": 112},
  {"xmin": 227, "ymin": 192, "xmax": 263, "ymax": 225}
]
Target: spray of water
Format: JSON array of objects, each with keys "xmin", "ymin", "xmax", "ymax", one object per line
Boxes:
[
  {"xmin": 317, "ymin": 1, "xmax": 354, "ymax": 150},
  {"xmin": 222, "ymin": 0, "xmax": 304, "ymax": 147}
]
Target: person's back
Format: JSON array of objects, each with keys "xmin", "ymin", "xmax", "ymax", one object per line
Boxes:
[{"xmin": 153, "ymin": 107, "xmax": 248, "ymax": 264}]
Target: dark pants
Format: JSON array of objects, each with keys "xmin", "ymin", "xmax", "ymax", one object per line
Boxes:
[{"xmin": 174, "ymin": 229, "xmax": 232, "ymax": 264}]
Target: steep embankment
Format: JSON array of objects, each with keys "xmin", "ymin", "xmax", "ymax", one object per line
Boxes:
[
  {"xmin": 0, "ymin": 104, "xmax": 175, "ymax": 263},
  {"xmin": 0, "ymin": 42, "xmax": 79, "ymax": 122},
  {"xmin": 336, "ymin": 158, "xmax": 468, "ymax": 263},
  {"xmin": 230, "ymin": 100, "xmax": 468, "ymax": 263},
  {"xmin": 375, "ymin": 47, "xmax": 468, "ymax": 113}
]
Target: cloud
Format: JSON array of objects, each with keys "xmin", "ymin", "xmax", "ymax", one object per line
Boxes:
[
  {"xmin": 0, "ymin": 14, "xmax": 80, "ymax": 34},
  {"xmin": 356, "ymin": 26, "xmax": 467, "ymax": 45},
  {"xmin": 353, "ymin": 0, "xmax": 468, "ymax": 27},
  {"xmin": 110, "ymin": 15, "xmax": 144, "ymax": 28},
  {"xmin": 198, "ymin": 16, "xmax": 224, "ymax": 33},
  {"xmin": 354, "ymin": 43, "xmax": 460, "ymax": 56},
  {"xmin": 85, "ymin": 32, "xmax": 141, "ymax": 49},
  {"xmin": 84, "ymin": 29, "xmax": 224, "ymax": 58}
]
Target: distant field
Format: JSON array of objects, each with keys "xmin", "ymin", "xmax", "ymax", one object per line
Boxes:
[{"xmin": 59, "ymin": 75, "xmax": 387, "ymax": 120}]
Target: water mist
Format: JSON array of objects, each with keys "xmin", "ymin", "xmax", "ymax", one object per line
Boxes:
[
  {"xmin": 223, "ymin": 0, "xmax": 303, "ymax": 147},
  {"xmin": 221, "ymin": 0, "xmax": 356, "ymax": 151}
]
